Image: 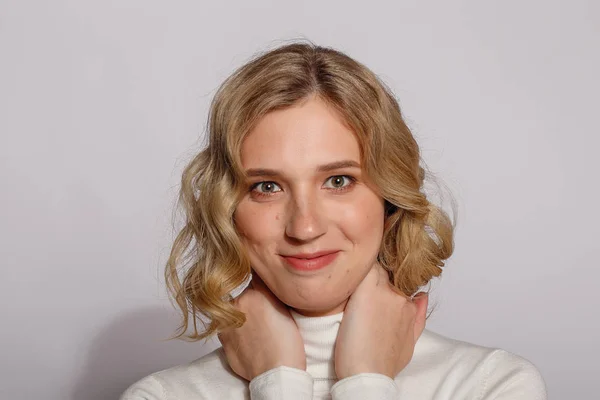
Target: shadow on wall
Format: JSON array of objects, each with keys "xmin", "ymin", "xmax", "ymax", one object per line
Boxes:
[{"xmin": 71, "ymin": 306, "xmax": 221, "ymax": 400}]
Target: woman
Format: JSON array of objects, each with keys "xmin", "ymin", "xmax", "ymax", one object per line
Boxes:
[{"xmin": 121, "ymin": 42, "xmax": 547, "ymax": 399}]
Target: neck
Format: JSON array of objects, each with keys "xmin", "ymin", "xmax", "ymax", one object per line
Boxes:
[{"xmin": 290, "ymin": 298, "xmax": 349, "ymax": 317}]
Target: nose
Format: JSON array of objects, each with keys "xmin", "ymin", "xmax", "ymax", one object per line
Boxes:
[{"xmin": 284, "ymin": 192, "xmax": 327, "ymax": 242}]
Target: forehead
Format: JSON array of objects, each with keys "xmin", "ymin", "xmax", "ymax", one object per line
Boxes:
[{"xmin": 240, "ymin": 97, "xmax": 361, "ymax": 172}]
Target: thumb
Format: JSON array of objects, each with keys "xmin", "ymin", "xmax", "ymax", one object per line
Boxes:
[
  {"xmin": 249, "ymin": 272, "xmax": 281, "ymax": 303},
  {"xmin": 412, "ymin": 292, "xmax": 429, "ymax": 343},
  {"xmin": 250, "ymin": 271, "xmax": 271, "ymax": 293}
]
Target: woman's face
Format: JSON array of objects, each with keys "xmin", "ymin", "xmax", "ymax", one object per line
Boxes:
[{"xmin": 234, "ymin": 96, "xmax": 385, "ymax": 316}]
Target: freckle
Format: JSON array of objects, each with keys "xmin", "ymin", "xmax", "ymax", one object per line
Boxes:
[
  {"xmin": 346, "ymin": 269, "xmax": 350, "ymax": 274},
  {"xmin": 328, "ymin": 274, "xmax": 331, "ymax": 279}
]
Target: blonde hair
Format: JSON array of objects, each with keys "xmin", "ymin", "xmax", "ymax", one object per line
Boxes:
[{"xmin": 165, "ymin": 41, "xmax": 455, "ymax": 341}]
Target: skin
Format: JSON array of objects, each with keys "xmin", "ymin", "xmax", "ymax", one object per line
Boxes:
[
  {"xmin": 233, "ymin": 95, "xmax": 385, "ymax": 317},
  {"xmin": 220, "ymin": 95, "xmax": 428, "ymax": 381}
]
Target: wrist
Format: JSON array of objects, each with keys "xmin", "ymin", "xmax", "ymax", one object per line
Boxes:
[
  {"xmin": 336, "ymin": 366, "xmax": 394, "ymax": 380},
  {"xmin": 253, "ymin": 361, "xmax": 306, "ymax": 380}
]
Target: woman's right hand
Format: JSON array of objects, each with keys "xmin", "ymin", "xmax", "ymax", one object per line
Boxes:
[{"xmin": 217, "ymin": 272, "xmax": 307, "ymax": 381}]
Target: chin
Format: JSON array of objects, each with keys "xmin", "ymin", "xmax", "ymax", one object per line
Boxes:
[{"xmin": 283, "ymin": 295, "xmax": 349, "ymax": 317}]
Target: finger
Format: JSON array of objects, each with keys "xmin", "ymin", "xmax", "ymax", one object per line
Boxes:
[
  {"xmin": 247, "ymin": 272, "xmax": 285, "ymax": 309},
  {"xmin": 412, "ymin": 292, "xmax": 429, "ymax": 342},
  {"xmin": 217, "ymin": 331, "xmax": 227, "ymax": 345},
  {"xmin": 357, "ymin": 262, "xmax": 386, "ymax": 291},
  {"xmin": 387, "ymin": 279, "xmax": 406, "ymax": 298},
  {"xmin": 347, "ymin": 270, "xmax": 376, "ymax": 303},
  {"xmin": 374, "ymin": 265, "xmax": 407, "ymax": 299},
  {"xmin": 249, "ymin": 272, "xmax": 276, "ymax": 298},
  {"xmin": 226, "ymin": 271, "xmax": 254, "ymax": 304},
  {"xmin": 374, "ymin": 263, "xmax": 390, "ymax": 287},
  {"xmin": 250, "ymin": 271, "xmax": 266, "ymax": 289}
]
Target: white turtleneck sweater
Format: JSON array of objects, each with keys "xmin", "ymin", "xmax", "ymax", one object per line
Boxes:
[{"xmin": 120, "ymin": 311, "xmax": 547, "ymax": 399}]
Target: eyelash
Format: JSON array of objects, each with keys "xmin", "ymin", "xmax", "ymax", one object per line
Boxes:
[{"xmin": 249, "ymin": 175, "xmax": 357, "ymax": 199}]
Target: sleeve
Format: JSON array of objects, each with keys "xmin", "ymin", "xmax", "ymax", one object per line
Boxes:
[
  {"xmin": 478, "ymin": 350, "xmax": 548, "ymax": 400},
  {"xmin": 119, "ymin": 375, "xmax": 166, "ymax": 400},
  {"xmin": 330, "ymin": 373, "xmax": 399, "ymax": 400},
  {"xmin": 249, "ymin": 366, "xmax": 314, "ymax": 399}
]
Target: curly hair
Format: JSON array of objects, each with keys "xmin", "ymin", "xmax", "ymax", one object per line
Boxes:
[{"xmin": 165, "ymin": 40, "xmax": 455, "ymax": 342}]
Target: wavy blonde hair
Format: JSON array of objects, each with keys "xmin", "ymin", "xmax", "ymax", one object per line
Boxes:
[{"xmin": 165, "ymin": 41, "xmax": 455, "ymax": 342}]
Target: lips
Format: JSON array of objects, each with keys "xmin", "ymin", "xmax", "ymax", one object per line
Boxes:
[
  {"xmin": 280, "ymin": 250, "xmax": 341, "ymax": 272},
  {"xmin": 282, "ymin": 250, "xmax": 340, "ymax": 259}
]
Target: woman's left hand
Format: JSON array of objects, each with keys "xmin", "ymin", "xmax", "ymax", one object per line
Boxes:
[{"xmin": 334, "ymin": 262, "xmax": 428, "ymax": 380}]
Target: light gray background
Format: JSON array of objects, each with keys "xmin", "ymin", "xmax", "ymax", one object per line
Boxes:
[{"xmin": 1, "ymin": 1, "xmax": 598, "ymax": 399}]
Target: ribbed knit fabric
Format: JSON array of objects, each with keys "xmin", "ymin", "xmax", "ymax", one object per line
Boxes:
[
  {"xmin": 289, "ymin": 310, "xmax": 342, "ymax": 396},
  {"xmin": 120, "ymin": 311, "xmax": 548, "ymax": 399},
  {"xmin": 248, "ymin": 366, "xmax": 313, "ymax": 399}
]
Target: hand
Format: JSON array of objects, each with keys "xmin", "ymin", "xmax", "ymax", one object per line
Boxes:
[
  {"xmin": 217, "ymin": 272, "xmax": 307, "ymax": 381},
  {"xmin": 334, "ymin": 262, "xmax": 428, "ymax": 379}
]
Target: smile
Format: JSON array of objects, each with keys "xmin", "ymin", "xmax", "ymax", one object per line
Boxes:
[{"xmin": 280, "ymin": 251, "xmax": 341, "ymax": 272}]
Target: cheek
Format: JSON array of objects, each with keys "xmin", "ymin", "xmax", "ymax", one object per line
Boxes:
[
  {"xmin": 336, "ymin": 194, "xmax": 385, "ymax": 246},
  {"xmin": 234, "ymin": 201, "xmax": 282, "ymax": 249}
]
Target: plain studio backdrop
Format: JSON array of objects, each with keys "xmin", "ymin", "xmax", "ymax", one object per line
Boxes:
[{"xmin": 1, "ymin": 0, "xmax": 598, "ymax": 399}]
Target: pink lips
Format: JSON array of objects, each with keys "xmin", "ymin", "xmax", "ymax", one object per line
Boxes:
[{"xmin": 280, "ymin": 250, "xmax": 340, "ymax": 272}]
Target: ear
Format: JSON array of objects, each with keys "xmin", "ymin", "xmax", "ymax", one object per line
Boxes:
[{"xmin": 412, "ymin": 292, "xmax": 429, "ymax": 343}]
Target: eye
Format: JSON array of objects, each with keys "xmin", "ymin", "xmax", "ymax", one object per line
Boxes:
[
  {"xmin": 250, "ymin": 181, "xmax": 282, "ymax": 195},
  {"xmin": 323, "ymin": 175, "xmax": 356, "ymax": 190}
]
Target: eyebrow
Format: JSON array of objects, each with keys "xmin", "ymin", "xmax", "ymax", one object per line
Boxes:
[{"xmin": 245, "ymin": 160, "xmax": 361, "ymax": 178}]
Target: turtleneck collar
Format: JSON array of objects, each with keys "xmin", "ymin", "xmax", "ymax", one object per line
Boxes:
[{"xmin": 289, "ymin": 309, "xmax": 344, "ymax": 394}]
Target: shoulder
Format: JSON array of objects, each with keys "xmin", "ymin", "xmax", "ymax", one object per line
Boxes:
[
  {"xmin": 477, "ymin": 348, "xmax": 547, "ymax": 399},
  {"xmin": 414, "ymin": 329, "xmax": 545, "ymax": 370},
  {"xmin": 400, "ymin": 329, "xmax": 547, "ymax": 399},
  {"xmin": 119, "ymin": 347, "xmax": 247, "ymax": 400}
]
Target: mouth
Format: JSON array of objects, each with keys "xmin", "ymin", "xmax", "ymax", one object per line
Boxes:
[{"xmin": 280, "ymin": 251, "xmax": 341, "ymax": 272}]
